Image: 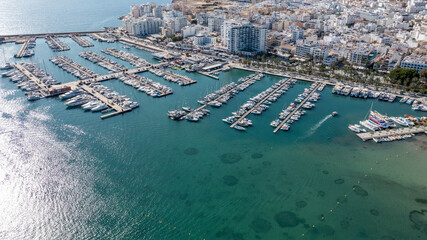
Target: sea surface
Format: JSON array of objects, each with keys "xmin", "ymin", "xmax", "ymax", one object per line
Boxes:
[{"xmin": 1, "ymin": 1, "xmax": 427, "ymax": 240}]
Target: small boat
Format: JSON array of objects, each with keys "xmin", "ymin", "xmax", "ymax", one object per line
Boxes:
[
  {"xmin": 233, "ymin": 125, "xmax": 246, "ymax": 131},
  {"xmin": 332, "ymin": 111, "xmax": 338, "ymax": 117}
]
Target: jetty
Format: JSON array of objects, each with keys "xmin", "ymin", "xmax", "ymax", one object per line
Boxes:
[
  {"xmin": 102, "ymin": 48, "xmax": 151, "ymax": 68},
  {"xmin": 230, "ymin": 78, "xmax": 293, "ymax": 128},
  {"xmin": 51, "ymin": 56, "xmax": 99, "ymax": 79},
  {"xmin": 14, "ymin": 63, "xmax": 50, "ymax": 96},
  {"xmin": 0, "ymin": 30, "xmax": 106, "ymax": 43},
  {"xmin": 70, "ymin": 35, "xmax": 94, "ymax": 47},
  {"xmin": 273, "ymin": 83, "xmax": 321, "ymax": 133},
  {"xmin": 79, "ymin": 84, "xmax": 132, "ymax": 119},
  {"xmin": 122, "ymin": 73, "xmax": 172, "ymax": 97},
  {"xmin": 149, "ymin": 68, "xmax": 196, "ymax": 86},
  {"xmin": 79, "ymin": 51, "xmax": 127, "ymax": 72},
  {"xmin": 46, "ymin": 36, "xmax": 70, "ymax": 51},
  {"xmin": 15, "ymin": 38, "xmax": 34, "ymax": 58},
  {"xmin": 197, "ymin": 71, "xmax": 219, "ymax": 80},
  {"xmin": 356, "ymin": 126, "xmax": 426, "ymax": 141}
]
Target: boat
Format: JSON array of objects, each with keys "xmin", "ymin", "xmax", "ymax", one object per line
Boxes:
[
  {"xmin": 0, "ymin": 63, "xmax": 13, "ymax": 70},
  {"xmin": 270, "ymin": 119, "xmax": 281, "ymax": 127},
  {"xmin": 332, "ymin": 111, "xmax": 338, "ymax": 117},
  {"xmin": 233, "ymin": 125, "xmax": 246, "ymax": 131},
  {"xmin": 91, "ymin": 104, "xmax": 108, "ymax": 112}
]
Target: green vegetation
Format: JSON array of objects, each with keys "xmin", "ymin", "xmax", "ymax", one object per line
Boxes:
[{"xmin": 170, "ymin": 35, "xmax": 183, "ymax": 42}]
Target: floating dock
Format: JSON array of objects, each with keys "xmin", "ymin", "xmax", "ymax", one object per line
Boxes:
[
  {"xmin": 356, "ymin": 126, "xmax": 426, "ymax": 141},
  {"xmin": 273, "ymin": 83, "xmax": 321, "ymax": 133},
  {"xmin": 230, "ymin": 78, "xmax": 293, "ymax": 128},
  {"xmin": 197, "ymin": 71, "xmax": 219, "ymax": 80},
  {"xmin": 70, "ymin": 35, "xmax": 94, "ymax": 47},
  {"xmin": 14, "ymin": 63, "xmax": 50, "ymax": 96}
]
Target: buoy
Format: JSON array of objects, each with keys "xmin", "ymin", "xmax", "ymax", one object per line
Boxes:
[
  {"xmin": 337, "ymin": 201, "xmax": 340, "ymax": 205},
  {"xmin": 312, "ymin": 225, "xmax": 316, "ymax": 228},
  {"xmin": 173, "ymin": 227, "xmax": 176, "ymax": 230},
  {"xmin": 364, "ymin": 174, "xmax": 368, "ymax": 177},
  {"xmin": 189, "ymin": 233, "xmax": 191, "ymax": 235},
  {"xmin": 386, "ymin": 158, "xmax": 389, "ymax": 160},
  {"xmin": 321, "ymin": 216, "xmax": 325, "ymax": 220},
  {"xmin": 370, "ymin": 168, "xmax": 373, "ymax": 171},
  {"xmin": 357, "ymin": 181, "xmax": 360, "ymax": 184},
  {"xmin": 159, "ymin": 221, "xmax": 162, "ymax": 223},
  {"xmin": 301, "ymin": 233, "xmax": 305, "ymax": 236},
  {"xmin": 330, "ymin": 209, "xmax": 333, "ymax": 213},
  {"xmin": 376, "ymin": 161, "xmax": 379, "ymax": 164},
  {"xmin": 344, "ymin": 194, "xmax": 347, "ymax": 198}
]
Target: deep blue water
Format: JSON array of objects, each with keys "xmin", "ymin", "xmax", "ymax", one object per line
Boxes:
[{"xmin": 1, "ymin": 1, "xmax": 427, "ymax": 240}]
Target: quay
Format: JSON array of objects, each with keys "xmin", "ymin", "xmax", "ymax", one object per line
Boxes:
[
  {"xmin": 356, "ymin": 126, "xmax": 427, "ymax": 141},
  {"xmin": 70, "ymin": 35, "xmax": 94, "ymax": 47},
  {"xmin": 119, "ymin": 37, "xmax": 166, "ymax": 52},
  {"xmin": 79, "ymin": 84, "xmax": 132, "ymax": 119},
  {"xmin": 180, "ymin": 73, "xmax": 263, "ymax": 120},
  {"xmin": 273, "ymin": 83, "xmax": 321, "ymax": 133},
  {"xmin": 230, "ymin": 78, "xmax": 293, "ymax": 128},
  {"xmin": 0, "ymin": 30, "xmax": 106, "ymax": 43}
]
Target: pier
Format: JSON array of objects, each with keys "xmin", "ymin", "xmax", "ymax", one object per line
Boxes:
[
  {"xmin": 79, "ymin": 84, "xmax": 132, "ymax": 119},
  {"xmin": 121, "ymin": 73, "xmax": 173, "ymax": 97},
  {"xmin": 230, "ymin": 78, "xmax": 293, "ymax": 128},
  {"xmin": 197, "ymin": 71, "xmax": 219, "ymax": 80},
  {"xmin": 0, "ymin": 30, "xmax": 106, "ymax": 43},
  {"xmin": 14, "ymin": 63, "xmax": 50, "ymax": 96},
  {"xmin": 150, "ymin": 68, "xmax": 196, "ymax": 86},
  {"xmin": 90, "ymin": 33, "xmax": 116, "ymax": 43},
  {"xmin": 180, "ymin": 73, "xmax": 262, "ymax": 120},
  {"xmin": 70, "ymin": 35, "xmax": 94, "ymax": 47},
  {"xmin": 79, "ymin": 51, "xmax": 127, "ymax": 72},
  {"xmin": 51, "ymin": 56, "xmax": 99, "ymax": 80},
  {"xmin": 15, "ymin": 38, "xmax": 34, "ymax": 58},
  {"xmin": 356, "ymin": 126, "xmax": 427, "ymax": 141},
  {"xmin": 102, "ymin": 48, "xmax": 151, "ymax": 68},
  {"xmin": 46, "ymin": 36, "xmax": 70, "ymax": 51},
  {"xmin": 273, "ymin": 83, "xmax": 321, "ymax": 133}
]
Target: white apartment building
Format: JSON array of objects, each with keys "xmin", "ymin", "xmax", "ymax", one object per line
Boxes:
[{"xmin": 400, "ymin": 56, "xmax": 427, "ymax": 72}]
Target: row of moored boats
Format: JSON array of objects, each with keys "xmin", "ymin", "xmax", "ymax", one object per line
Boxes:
[
  {"xmin": 79, "ymin": 51, "xmax": 126, "ymax": 72},
  {"xmin": 224, "ymin": 78, "xmax": 296, "ymax": 131},
  {"xmin": 102, "ymin": 48, "xmax": 151, "ymax": 68},
  {"xmin": 46, "ymin": 36, "xmax": 70, "ymax": 52},
  {"xmin": 50, "ymin": 56, "xmax": 99, "ymax": 80},
  {"xmin": 119, "ymin": 74, "xmax": 173, "ymax": 97},
  {"xmin": 1, "ymin": 63, "xmax": 60, "ymax": 101},
  {"xmin": 270, "ymin": 82, "xmax": 323, "ymax": 131},
  {"xmin": 350, "ymin": 111, "xmax": 415, "ymax": 133},
  {"xmin": 149, "ymin": 68, "xmax": 196, "ymax": 86},
  {"xmin": 333, "ymin": 84, "xmax": 396, "ymax": 102},
  {"xmin": 168, "ymin": 73, "xmax": 263, "ymax": 121},
  {"xmin": 59, "ymin": 84, "xmax": 139, "ymax": 111}
]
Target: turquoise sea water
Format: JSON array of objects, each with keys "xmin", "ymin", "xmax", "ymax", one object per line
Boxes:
[{"xmin": 1, "ymin": 2, "xmax": 427, "ymax": 240}]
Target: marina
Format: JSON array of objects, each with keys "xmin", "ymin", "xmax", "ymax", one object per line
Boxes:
[
  {"xmin": 14, "ymin": 38, "xmax": 35, "ymax": 58},
  {"xmin": 79, "ymin": 51, "xmax": 127, "ymax": 72},
  {"xmin": 149, "ymin": 68, "xmax": 196, "ymax": 86},
  {"xmin": 273, "ymin": 82, "xmax": 323, "ymax": 133},
  {"xmin": 170, "ymin": 73, "xmax": 263, "ymax": 121},
  {"xmin": 228, "ymin": 78, "xmax": 296, "ymax": 129},
  {"xmin": 45, "ymin": 36, "xmax": 70, "ymax": 52},
  {"xmin": 70, "ymin": 35, "xmax": 94, "ymax": 47},
  {"xmin": 101, "ymin": 48, "xmax": 151, "ymax": 68},
  {"xmin": 50, "ymin": 56, "xmax": 99, "ymax": 80}
]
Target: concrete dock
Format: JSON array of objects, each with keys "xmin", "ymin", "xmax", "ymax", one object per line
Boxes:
[
  {"xmin": 102, "ymin": 48, "xmax": 151, "ymax": 68},
  {"xmin": 79, "ymin": 51, "xmax": 127, "ymax": 72},
  {"xmin": 123, "ymin": 74, "xmax": 172, "ymax": 97},
  {"xmin": 197, "ymin": 71, "xmax": 219, "ymax": 80},
  {"xmin": 15, "ymin": 38, "xmax": 34, "ymax": 58},
  {"xmin": 273, "ymin": 83, "xmax": 321, "ymax": 133},
  {"xmin": 230, "ymin": 78, "xmax": 293, "ymax": 128},
  {"xmin": 51, "ymin": 56, "xmax": 99, "ymax": 79},
  {"xmin": 356, "ymin": 126, "xmax": 426, "ymax": 141}
]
